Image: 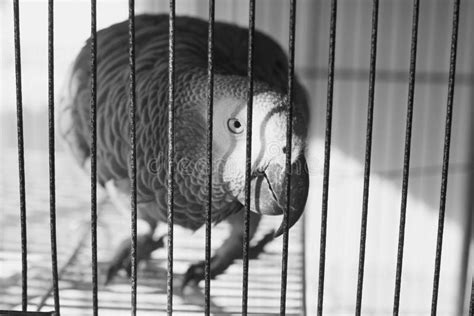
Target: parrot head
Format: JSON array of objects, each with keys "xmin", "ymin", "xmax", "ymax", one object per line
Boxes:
[{"xmin": 209, "ymin": 74, "xmax": 309, "ymax": 236}]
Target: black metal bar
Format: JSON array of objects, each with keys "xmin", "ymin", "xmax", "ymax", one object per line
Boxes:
[
  {"xmin": 12, "ymin": 0, "xmax": 27, "ymax": 311},
  {"xmin": 128, "ymin": 0, "xmax": 138, "ymax": 314},
  {"xmin": 431, "ymin": 0, "xmax": 461, "ymax": 314},
  {"xmin": 280, "ymin": 0, "xmax": 297, "ymax": 314},
  {"xmin": 355, "ymin": 1, "xmax": 379, "ymax": 314},
  {"xmin": 89, "ymin": 0, "xmax": 99, "ymax": 315},
  {"xmin": 36, "ymin": 221, "xmax": 91, "ymax": 310},
  {"xmin": 317, "ymin": 0, "xmax": 337, "ymax": 314},
  {"xmin": 242, "ymin": 0, "xmax": 255, "ymax": 314},
  {"xmin": 167, "ymin": 0, "xmax": 176, "ymax": 314},
  {"xmin": 393, "ymin": 1, "xmax": 420, "ymax": 314},
  {"xmin": 47, "ymin": 0, "xmax": 60, "ymax": 314},
  {"xmin": 205, "ymin": 0, "xmax": 215, "ymax": 314},
  {"xmin": 470, "ymin": 277, "xmax": 474, "ymax": 316}
]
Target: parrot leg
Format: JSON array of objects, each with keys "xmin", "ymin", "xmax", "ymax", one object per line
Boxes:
[
  {"xmin": 105, "ymin": 210, "xmax": 163, "ymax": 285},
  {"xmin": 181, "ymin": 211, "xmax": 274, "ymax": 289}
]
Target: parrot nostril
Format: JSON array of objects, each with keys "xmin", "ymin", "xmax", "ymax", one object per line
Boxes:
[{"xmin": 282, "ymin": 146, "xmax": 287, "ymax": 154}]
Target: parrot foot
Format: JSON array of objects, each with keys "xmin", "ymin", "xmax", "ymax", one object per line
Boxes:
[
  {"xmin": 181, "ymin": 230, "xmax": 274, "ymax": 289},
  {"xmin": 248, "ymin": 230, "xmax": 274, "ymax": 259},
  {"xmin": 105, "ymin": 234, "xmax": 165, "ymax": 285}
]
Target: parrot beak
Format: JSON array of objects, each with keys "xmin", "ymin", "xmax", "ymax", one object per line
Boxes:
[{"xmin": 250, "ymin": 155, "xmax": 309, "ymax": 237}]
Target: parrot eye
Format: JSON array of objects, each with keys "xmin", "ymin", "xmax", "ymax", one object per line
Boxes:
[{"xmin": 227, "ymin": 118, "xmax": 244, "ymax": 134}]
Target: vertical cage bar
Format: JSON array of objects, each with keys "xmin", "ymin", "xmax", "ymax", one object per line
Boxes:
[
  {"xmin": 167, "ymin": 0, "xmax": 176, "ymax": 314},
  {"xmin": 47, "ymin": 0, "xmax": 60, "ymax": 313},
  {"xmin": 12, "ymin": 0, "xmax": 28, "ymax": 311},
  {"xmin": 242, "ymin": 0, "xmax": 255, "ymax": 314},
  {"xmin": 470, "ymin": 277, "xmax": 474, "ymax": 316},
  {"xmin": 204, "ymin": 0, "xmax": 215, "ymax": 314},
  {"xmin": 128, "ymin": 0, "xmax": 138, "ymax": 314},
  {"xmin": 89, "ymin": 0, "xmax": 99, "ymax": 314},
  {"xmin": 355, "ymin": 0, "xmax": 379, "ymax": 314},
  {"xmin": 431, "ymin": 0, "xmax": 461, "ymax": 314},
  {"xmin": 280, "ymin": 0, "xmax": 297, "ymax": 314},
  {"xmin": 317, "ymin": 0, "xmax": 337, "ymax": 314},
  {"xmin": 393, "ymin": 1, "xmax": 420, "ymax": 314}
]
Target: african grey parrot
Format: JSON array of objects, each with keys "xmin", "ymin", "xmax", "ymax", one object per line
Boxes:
[{"xmin": 58, "ymin": 14, "xmax": 309, "ymax": 288}]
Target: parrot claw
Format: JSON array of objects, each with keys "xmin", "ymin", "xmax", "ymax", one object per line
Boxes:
[
  {"xmin": 248, "ymin": 230, "xmax": 274, "ymax": 259},
  {"xmin": 104, "ymin": 234, "xmax": 165, "ymax": 285},
  {"xmin": 181, "ymin": 260, "xmax": 209, "ymax": 290},
  {"xmin": 181, "ymin": 231, "xmax": 274, "ymax": 290}
]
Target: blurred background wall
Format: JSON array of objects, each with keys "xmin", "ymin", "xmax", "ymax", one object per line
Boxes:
[{"xmin": 1, "ymin": 0, "xmax": 472, "ymax": 315}]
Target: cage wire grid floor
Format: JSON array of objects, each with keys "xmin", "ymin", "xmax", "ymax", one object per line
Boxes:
[{"xmin": 0, "ymin": 149, "xmax": 305, "ymax": 315}]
